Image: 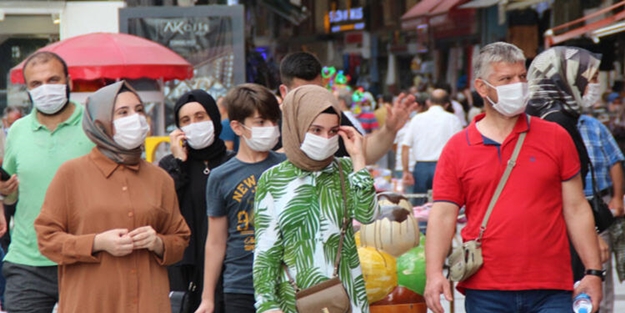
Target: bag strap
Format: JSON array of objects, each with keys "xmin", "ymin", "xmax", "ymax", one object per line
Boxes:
[
  {"xmin": 588, "ymin": 160, "xmax": 603, "ymax": 197},
  {"xmin": 283, "ymin": 158, "xmax": 350, "ymax": 291},
  {"xmin": 588, "ymin": 160, "xmax": 608, "ymax": 216},
  {"xmin": 334, "ymin": 158, "xmax": 349, "ymax": 277},
  {"xmin": 476, "ymin": 131, "xmax": 527, "ymax": 242}
]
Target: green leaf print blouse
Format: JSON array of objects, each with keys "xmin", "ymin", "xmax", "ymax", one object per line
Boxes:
[{"xmin": 253, "ymin": 157, "xmax": 379, "ymax": 313}]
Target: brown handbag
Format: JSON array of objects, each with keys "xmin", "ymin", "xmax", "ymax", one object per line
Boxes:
[{"xmin": 284, "ymin": 159, "xmax": 352, "ymax": 313}]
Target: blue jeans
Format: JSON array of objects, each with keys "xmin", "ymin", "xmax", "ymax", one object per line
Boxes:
[
  {"xmin": 465, "ymin": 289, "xmax": 572, "ymax": 313},
  {"xmin": 411, "ymin": 162, "xmax": 436, "ymax": 203}
]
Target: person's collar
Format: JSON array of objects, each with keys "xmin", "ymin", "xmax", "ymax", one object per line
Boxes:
[
  {"xmin": 428, "ymin": 105, "xmax": 446, "ymax": 112},
  {"xmin": 578, "ymin": 114, "xmax": 590, "ymax": 125},
  {"xmin": 30, "ymin": 100, "xmax": 82, "ymax": 131},
  {"xmin": 466, "ymin": 113, "xmax": 530, "ymax": 146},
  {"xmin": 89, "ymin": 147, "xmax": 140, "ymax": 178}
]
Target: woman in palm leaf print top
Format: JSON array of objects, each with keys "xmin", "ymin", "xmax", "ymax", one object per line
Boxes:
[{"xmin": 253, "ymin": 85, "xmax": 379, "ymax": 313}]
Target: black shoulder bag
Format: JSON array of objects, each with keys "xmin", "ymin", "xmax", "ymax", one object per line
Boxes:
[{"xmin": 588, "ymin": 161, "xmax": 615, "ymax": 233}]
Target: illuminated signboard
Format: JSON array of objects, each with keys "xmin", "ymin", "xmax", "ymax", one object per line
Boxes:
[{"xmin": 327, "ymin": 7, "xmax": 366, "ymax": 33}]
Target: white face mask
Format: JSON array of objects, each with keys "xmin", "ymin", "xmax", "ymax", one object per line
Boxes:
[
  {"xmin": 582, "ymin": 83, "xmax": 602, "ymax": 108},
  {"xmin": 113, "ymin": 114, "xmax": 150, "ymax": 150},
  {"xmin": 28, "ymin": 84, "xmax": 68, "ymax": 115},
  {"xmin": 483, "ymin": 81, "xmax": 529, "ymax": 117},
  {"xmin": 242, "ymin": 125, "xmax": 280, "ymax": 152},
  {"xmin": 181, "ymin": 121, "xmax": 215, "ymax": 149},
  {"xmin": 300, "ymin": 133, "xmax": 339, "ymax": 161}
]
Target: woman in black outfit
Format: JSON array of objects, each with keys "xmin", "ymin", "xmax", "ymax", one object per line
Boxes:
[{"xmin": 159, "ymin": 90, "xmax": 235, "ymax": 313}]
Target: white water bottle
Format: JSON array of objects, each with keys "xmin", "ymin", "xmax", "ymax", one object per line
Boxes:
[{"xmin": 572, "ymin": 293, "xmax": 592, "ymax": 313}]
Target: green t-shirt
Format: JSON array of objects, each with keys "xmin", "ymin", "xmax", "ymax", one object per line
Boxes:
[{"xmin": 4, "ymin": 102, "xmax": 94, "ymax": 266}]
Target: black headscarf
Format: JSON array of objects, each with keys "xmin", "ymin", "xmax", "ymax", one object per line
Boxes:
[{"xmin": 174, "ymin": 90, "xmax": 227, "ymax": 161}]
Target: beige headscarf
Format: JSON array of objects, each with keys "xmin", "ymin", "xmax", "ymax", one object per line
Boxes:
[
  {"xmin": 82, "ymin": 81, "xmax": 143, "ymax": 165},
  {"xmin": 282, "ymin": 85, "xmax": 341, "ymax": 172}
]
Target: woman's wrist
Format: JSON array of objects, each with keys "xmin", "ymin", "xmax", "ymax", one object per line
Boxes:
[
  {"xmin": 172, "ymin": 151, "xmax": 186, "ymax": 162},
  {"xmin": 92, "ymin": 233, "xmax": 102, "ymax": 253},
  {"xmin": 351, "ymin": 155, "xmax": 366, "ymax": 172},
  {"xmin": 150, "ymin": 236, "xmax": 164, "ymax": 257}
]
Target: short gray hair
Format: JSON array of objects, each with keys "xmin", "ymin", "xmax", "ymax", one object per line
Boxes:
[
  {"xmin": 337, "ymin": 88, "xmax": 353, "ymax": 106},
  {"xmin": 473, "ymin": 42, "xmax": 525, "ymax": 80}
]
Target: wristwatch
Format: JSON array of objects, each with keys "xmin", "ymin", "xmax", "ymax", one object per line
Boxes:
[{"xmin": 585, "ymin": 269, "xmax": 606, "ymax": 281}]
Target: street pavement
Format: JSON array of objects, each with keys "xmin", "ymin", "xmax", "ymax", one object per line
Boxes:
[{"xmin": 428, "ymin": 269, "xmax": 625, "ymax": 312}]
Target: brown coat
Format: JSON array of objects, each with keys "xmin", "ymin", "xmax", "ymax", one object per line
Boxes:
[{"xmin": 35, "ymin": 148, "xmax": 190, "ymax": 313}]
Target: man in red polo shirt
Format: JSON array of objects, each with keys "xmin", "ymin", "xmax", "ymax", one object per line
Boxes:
[{"xmin": 424, "ymin": 42, "xmax": 603, "ymax": 313}]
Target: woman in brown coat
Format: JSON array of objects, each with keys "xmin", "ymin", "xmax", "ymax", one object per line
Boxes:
[{"xmin": 34, "ymin": 81, "xmax": 190, "ymax": 313}]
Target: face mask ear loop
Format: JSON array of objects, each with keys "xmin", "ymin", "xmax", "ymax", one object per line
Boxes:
[
  {"xmin": 481, "ymin": 79, "xmax": 498, "ymax": 107},
  {"xmin": 239, "ymin": 123, "xmax": 252, "ymax": 140}
]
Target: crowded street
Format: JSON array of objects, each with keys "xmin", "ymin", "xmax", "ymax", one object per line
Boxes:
[{"xmin": 3, "ymin": 0, "xmax": 625, "ymax": 313}]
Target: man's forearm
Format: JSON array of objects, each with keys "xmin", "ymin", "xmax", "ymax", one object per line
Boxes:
[
  {"xmin": 201, "ymin": 241, "xmax": 226, "ymax": 301},
  {"xmin": 424, "ymin": 203, "xmax": 459, "ymax": 276},
  {"xmin": 365, "ymin": 126, "xmax": 396, "ymax": 164},
  {"xmin": 401, "ymin": 145, "xmax": 410, "ymax": 174},
  {"xmin": 610, "ymin": 162, "xmax": 624, "ymax": 199},
  {"xmin": 565, "ymin": 205, "xmax": 602, "ymax": 271}
]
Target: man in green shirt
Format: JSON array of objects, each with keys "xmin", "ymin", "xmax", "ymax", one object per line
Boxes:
[{"xmin": 0, "ymin": 51, "xmax": 94, "ymax": 312}]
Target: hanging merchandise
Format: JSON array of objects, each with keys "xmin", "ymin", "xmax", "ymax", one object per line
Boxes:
[{"xmin": 386, "ymin": 54, "xmax": 397, "ymax": 86}]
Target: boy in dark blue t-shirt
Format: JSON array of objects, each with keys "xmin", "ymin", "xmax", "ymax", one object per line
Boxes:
[{"xmin": 197, "ymin": 84, "xmax": 284, "ymax": 313}]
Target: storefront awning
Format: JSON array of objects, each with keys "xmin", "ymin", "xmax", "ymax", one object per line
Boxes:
[
  {"xmin": 459, "ymin": 0, "xmax": 499, "ymax": 9},
  {"xmin": 402, "ymin": 0, "xmax": 478, "ymax": 35},
  {"xmin": 544, "ymin": 0, "xmax": 625, "ymax": 47},
  {"xmin": 401, "ymin": 0, "xmax": 441, "ymax": 21},
  {"xmin": 401, "ymin": 0, "xmax": 442, "ymax": 30},
  {"xmin": 592, "ymin": 21, "xmax": 625, "ymax": 40},
  {"xmin": 459, "ymin": 0, "xmax": 549, "ymax": 10},
  {"xmin": 430, "ymin": 0, "xmax": 465, "ymax": 16}
]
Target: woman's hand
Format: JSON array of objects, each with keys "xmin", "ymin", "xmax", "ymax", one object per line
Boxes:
[
  {"xmin": 169, "ymin": 128, "xmax": 188, "ymax": 162},
  {"xmin": 338, "ymin": 126, "xmax": 365, "ymax": 171},
  {"xmin": 93, "ymin": 228, "xmax": 134, "ymax": 257},
  {"xmin": 129, "ymin": 226, "xmax": 163, "ymax": 255}
]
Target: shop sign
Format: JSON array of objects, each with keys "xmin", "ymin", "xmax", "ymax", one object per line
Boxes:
[
  {"xmin": 163, "ymin": 20, "xmax": 210, "ymax": 35},
  {"xmin": 327, "ymin": 6, "xmax": 366, "ymax": 33}
]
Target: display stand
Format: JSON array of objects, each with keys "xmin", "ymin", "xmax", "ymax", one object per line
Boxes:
[{"xmin": 399, "ymin": 190, "xmax": 458, "ymax": 313}]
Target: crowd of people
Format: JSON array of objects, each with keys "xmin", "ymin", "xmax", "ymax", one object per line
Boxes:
[{"xmin": 0, "ymin": 40, "xmax": 620, "ymax": 313}]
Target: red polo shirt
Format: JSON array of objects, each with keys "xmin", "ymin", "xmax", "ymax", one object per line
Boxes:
[{"xmin": 433, "ymin": 113, "xmax": 579, "ymax": 292}]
